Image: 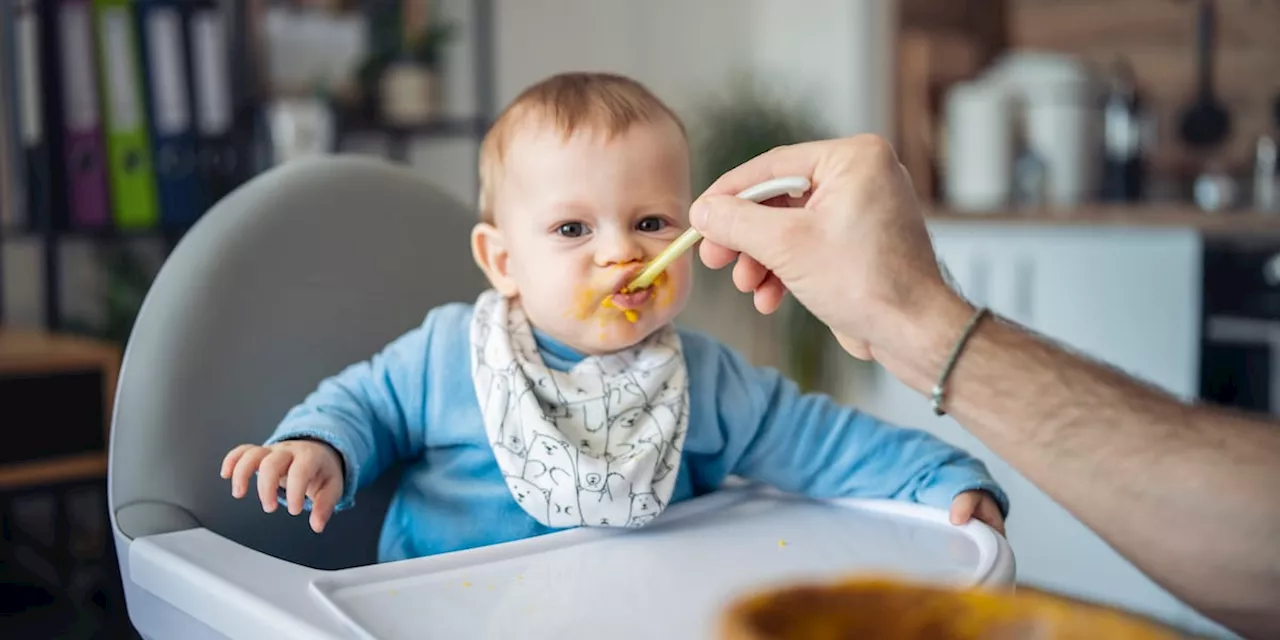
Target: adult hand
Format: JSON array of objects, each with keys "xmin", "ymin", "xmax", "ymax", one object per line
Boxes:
[
  {"xmin": 689, "ymin": 135, "xmax": 961, "ymax": 362},
  {"xmin": 691, "ymin": 137, "xmax": 1280, "ymax": 640}
]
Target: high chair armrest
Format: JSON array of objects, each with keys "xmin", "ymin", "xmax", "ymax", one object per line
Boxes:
[
  {"xmin": 114, "ymin": 501, "xmax": 201, "ymax": 539},
  {"xmin": 130, "ymin": 527, "xmax": 346, "ymax": 640}
]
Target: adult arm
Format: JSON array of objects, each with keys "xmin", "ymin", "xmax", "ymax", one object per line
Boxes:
[
  {"xmin": 688, "ymin": 134, "xmax": 1280, "ymax": 639},
  {"xmin": 887, "ymin": 295, "xmax": 1280, "ymax": 639}
]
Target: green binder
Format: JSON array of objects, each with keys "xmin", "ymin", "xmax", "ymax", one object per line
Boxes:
[{"xmin": 93, "ymin": 0, "xmax": 159, "ymax": 229}]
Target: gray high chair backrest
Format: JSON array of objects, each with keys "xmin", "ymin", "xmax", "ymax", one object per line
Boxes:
[{"xmin": 109, "ymin": 156, "xmax": 486, "ymax": 570}]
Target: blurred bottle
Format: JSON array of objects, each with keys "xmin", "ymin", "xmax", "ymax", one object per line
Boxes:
[
  {"xmin": 1255, "ymin": 92, "xmax": 1280, "ymax": 213},
  {"xmin": 1100, "ymin": 57, "xmax": 1147, "ymax": 202},
  {"xmin": 1010, "ymin": 97, "xmax": 1047, "ymax": 210},
  {"xmin": 943, "ymin": 80, "xmax": 1012, "ymax": 213},
  {"xmin": 1255, "ymin": 136, "xmax": 1277, "ymax": 213}
]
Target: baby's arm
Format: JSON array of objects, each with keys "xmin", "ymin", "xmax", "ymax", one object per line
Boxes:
[
  {"xmin": 710, "ymin": 346, "xmax": 1010, "ymax": 519},
  {"xmin": 220, "ymin": 310, "xmax": 439, "ymax": 530}
]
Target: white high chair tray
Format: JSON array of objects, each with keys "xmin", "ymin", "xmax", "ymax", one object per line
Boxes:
[{"xmin": 308, "ymin": 486, "xmax": 1013, "ymax": 640}]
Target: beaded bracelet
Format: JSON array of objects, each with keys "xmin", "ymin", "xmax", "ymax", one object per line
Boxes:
[{"xmin": 930, "ymin": 306, "xmax": 991, "ymax": 416}]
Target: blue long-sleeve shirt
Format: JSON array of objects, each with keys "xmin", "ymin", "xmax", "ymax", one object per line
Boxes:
[{"xmin": 265, "ymin": 302, "xmax": 1008, "ymax": 563}]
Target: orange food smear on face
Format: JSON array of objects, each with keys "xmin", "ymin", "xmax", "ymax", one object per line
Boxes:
[
  {"xmin": 599, "ymin": 294, "xmax": 640, "ymax": 323},
  {"xmin": 651, "ymin": 272, "xmax": 673, "ymax": 311},
  {"xmin": 572, "ymin": 285, "xmax": 606, "ymax": 320},
  {"xmin": 568, "ymin": 268, "xmax": 675, "ymax": 335}
]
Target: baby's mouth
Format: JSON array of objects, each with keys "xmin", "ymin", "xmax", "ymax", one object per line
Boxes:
[
  {"xmin": 608, "ymin": 287, "xmax": 652, "ymax": 310},
  {"xmin": 594, "ymin": 265, "xmax": 663, "ymax": 323}
]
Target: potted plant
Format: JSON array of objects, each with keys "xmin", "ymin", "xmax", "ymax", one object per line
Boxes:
[
  {"xmin": 357, "ymin": 19, "xmax": 456, "ymax": 126},
  {"xmin": 689, "ymin": 78, "xmax": 833, "ymax": 393},
  {"xmin": 65, "ymin": 244, "xmax": 157, "ymax": 347}
]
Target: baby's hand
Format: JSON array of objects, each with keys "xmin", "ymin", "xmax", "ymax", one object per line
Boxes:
[
  {"xmin": 949, "ymin": 490, "xmax": 1006, "ymax": 536},
  {"xmin": 220, "ymin": 439, "xmax": 344, "ymax": 534}
]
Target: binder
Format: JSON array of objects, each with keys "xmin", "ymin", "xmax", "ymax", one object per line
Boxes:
[
  {"xmin": 0, "ymin": 2, "xmax": 19, "ymax": 230},
  {"xmin": 51, "ymin": 0, "xmax": 112, "ymax": 230},
  {"xmin": 135, "ymin": 0, "xmax": 207, "ymax": 228},
  {"xmin": 188, "ymin": 1, "xmax": 241, "ymax": 202},
  {"xmin": 12, "ymin": 0, "xmax": 50, "ymax": 232},
  {"xmin": 0, "ymin": 79, "xmax": 10, "ymax": 232},
  {"xmin": 93, "ymin": 0, "xmax": 159, "ymax": 230}
]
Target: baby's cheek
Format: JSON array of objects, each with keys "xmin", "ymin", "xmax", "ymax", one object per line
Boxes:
[
  {"xmin": 655, "ymin": 262, "xmax": 694, "ymax": 313},
  {"xmin": 570, "ymin": 283, "xmax": 604, "ymax": 320}
]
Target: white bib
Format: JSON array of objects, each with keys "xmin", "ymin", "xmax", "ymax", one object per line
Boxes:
[{"xmin": 469, "ymin": 289, "xmax": 690, "ymax": 528}]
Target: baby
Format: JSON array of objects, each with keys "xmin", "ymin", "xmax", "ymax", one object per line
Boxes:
[{"xmin": 220, "ymin": 72, "xmax": 1008, "ymax": 562}]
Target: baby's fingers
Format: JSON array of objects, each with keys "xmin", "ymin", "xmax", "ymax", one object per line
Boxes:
[
  {"xmin": 220, "ymin": 444, "xmax": 256, "ymax": 479},
  {"xmin": 256, "ymin": 449, "xmax": 294, "ymax": 513},
  {"xmin": 949, "ymin": 491, "xmax": 980, "ymax": 526},
  {"xmin": 231, "ymin": 447, "xmax": 273, "ymax": 499},
  {"xmin": 285, "ymin": 454, "xmax": 319, "ymax": 516},
  {"xmin": 308, "ymin": 478, "xmax": 341, "ymax": 534},
  {"xmin": 976, "ymin": 497, "xmax": 1007, "ymax": 535}
]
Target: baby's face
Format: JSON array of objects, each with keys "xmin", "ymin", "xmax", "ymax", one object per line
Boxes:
[{"xmin": 478, "ymin": 119, "xmax": 693, "ymax": 355}]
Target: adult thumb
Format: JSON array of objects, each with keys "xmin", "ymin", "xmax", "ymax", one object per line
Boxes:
[{"xmin": 690, "ymin": 194, "xmax": 783, "ymax": 260}]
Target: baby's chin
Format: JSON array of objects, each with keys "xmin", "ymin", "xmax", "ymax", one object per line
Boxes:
[
  {"xmin": 528, "ymin": 278, "xmax": 691, "ymax": 355},
  {"xmin": 563, "ymin": 318, "xmax": 670, "ymax": 356}
]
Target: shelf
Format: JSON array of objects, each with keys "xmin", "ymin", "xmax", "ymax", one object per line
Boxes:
[
  {"xmin": 336, "ymin": 114, "xmax": 490, "ymax": 139},
  {"xmin": 0, "ymin": 0, "xmax": 496, "ymax": 332},
  {"xmin": 0, "ymin": 330, "xmax": 117, "ymax": 492},
  {"xmin": 0, "ymin": 452, "xmax": 108, "ymax": 492},
  {"xmin": 0, "ymin": 328, "xmax": 121, "ymax": 374},
  {"xmin": 0, "ymin": 226, "xmax": 188, "ymax": 241}
]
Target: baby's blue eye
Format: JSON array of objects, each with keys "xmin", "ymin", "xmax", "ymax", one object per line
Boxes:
[
  {"xmin": 557, "ymin": 222, "xmax": 587, "ymax": 238},
  {"xmin": 637, "ymin": 217, "xmax": 666, "ymax": 233}
]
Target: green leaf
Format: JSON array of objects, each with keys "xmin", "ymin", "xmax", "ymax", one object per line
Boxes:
[
  {"xmin": 689, "ymin": 75, "xmax": 829, "ymax": 192},
  {"xmin": 406, "ymin": 22, "xmax": 456, "ymax": 67}
]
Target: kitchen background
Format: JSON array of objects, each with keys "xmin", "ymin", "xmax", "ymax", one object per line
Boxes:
[{"xmin": 1, "ymin": 0, "xmax": 1276, "ymax": 637}]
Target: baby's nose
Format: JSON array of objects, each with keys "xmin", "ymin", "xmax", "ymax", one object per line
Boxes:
[{"xmin": 596, "ymin": 232, "xmax": 645, "ymax": 265}]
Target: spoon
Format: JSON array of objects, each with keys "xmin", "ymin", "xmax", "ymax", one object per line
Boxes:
[{"xmin": 624, "ymin": 176, "xmax": 811, "ymax": 292}]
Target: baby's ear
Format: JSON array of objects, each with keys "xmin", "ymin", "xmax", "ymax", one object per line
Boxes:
[{"xmin": 471, "ymin": 223, "xmax": 518, "ymax": 296}]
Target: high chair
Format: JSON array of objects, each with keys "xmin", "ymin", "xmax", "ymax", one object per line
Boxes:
[{"xmin": 107, "ymin": 156, "xmax": 1014, "ymax": 640}]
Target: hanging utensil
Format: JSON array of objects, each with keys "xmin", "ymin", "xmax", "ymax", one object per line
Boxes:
[{"xmin": 1178, "ymin": 0, "xmax": 1230, "ymax": 151}]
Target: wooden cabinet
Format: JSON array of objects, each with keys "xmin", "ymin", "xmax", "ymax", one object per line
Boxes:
[
  {"xmin": 0, "ymin": 329, "xmax": 119, "ymax": 491},
  {"xmin": 928, "ymin": 222, "xmax": 1202, "ymax": 398}
]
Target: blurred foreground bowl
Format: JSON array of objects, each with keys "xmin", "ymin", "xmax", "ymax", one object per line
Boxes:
[{"xmin": 719, "ymin": 577, "xmax": 1197, "ymax": 639}]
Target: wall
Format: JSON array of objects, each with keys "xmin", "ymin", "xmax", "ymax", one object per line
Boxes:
[
  {"xmin": 4, "ymin": 0, "xmax": 896, "ymax": 363},
  {"xmin": 491, "ymin": 0, "xmax": 894, "ymax": 141},
  {"xmin": 345, "ymin": 0, "xmax": 894, "ymax": 368},
  {"xmin": 474, "ymin": 0, "xmax": 893, "ymax": 366}
]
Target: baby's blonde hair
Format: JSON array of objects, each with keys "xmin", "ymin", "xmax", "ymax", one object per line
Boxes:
[{"xmin": 477, "ymin": 72, "xmax": 687, "ymax": 223}]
